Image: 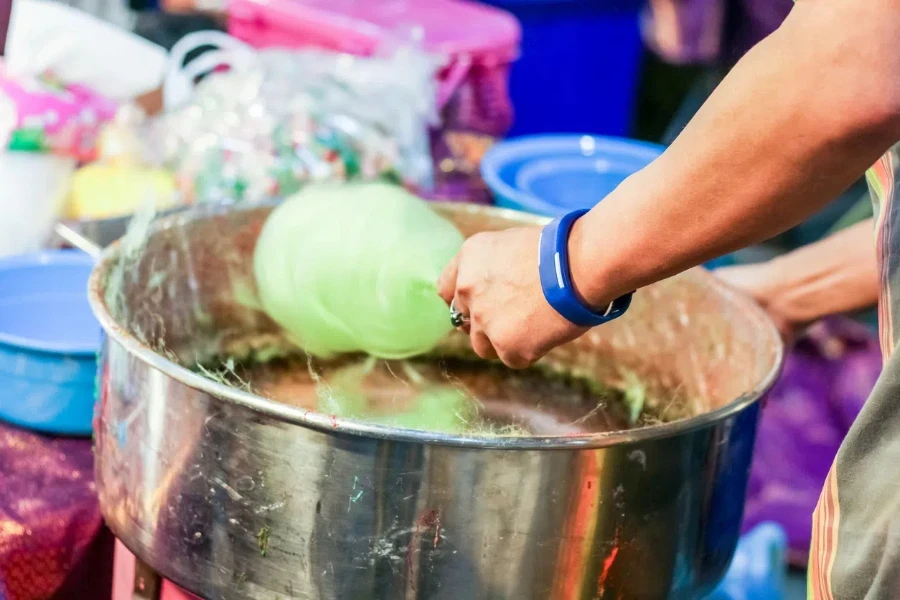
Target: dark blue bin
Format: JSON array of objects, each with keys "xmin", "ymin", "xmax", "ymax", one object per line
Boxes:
[{"xmin": 483, "ymin": 0, "xmax": 645, "ymax": 136}]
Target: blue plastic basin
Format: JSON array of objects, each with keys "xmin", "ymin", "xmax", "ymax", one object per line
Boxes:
[
  {"xmin": 708, "ymin": 522, "xmax": 787, "ymax": 600},
  {"xmin": 482, "ymin": 134, "xmax": 739, "ymax": 270},
  {"xmin": 482, "ymin": 134, "xmax": 664, "ymax": 216},
  {"xmin": 0, "ymin": 251, "xmax": 99, "ymax": 436}
]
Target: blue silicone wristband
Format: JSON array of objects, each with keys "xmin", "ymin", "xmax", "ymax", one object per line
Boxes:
[{"xmin": 539, "ymin": 209, "xmax": 633, "ymax": 328}]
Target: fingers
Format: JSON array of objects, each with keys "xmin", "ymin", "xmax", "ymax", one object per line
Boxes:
[
  {"xmin": 714, "ymin": 263, "xmax": 771, "ymax": 302},
  {"xmin": 469, "ymin": 326, "xmax": 498, "ymax": 361},
  {"xmin": 437, "ymin": 254, "xmax": 459, "ymax": 306},
  {"xmin": 713, "ymin": 265, "xmax": 752, "ymax": 289},
  {"xmin": 445, "ymin": 278, "xmax": 495, "ymax": 361},
  {"xmin": 451, "ymin": 293, "xmax": 471, "ymax": 335},
  {"xmin": 496, "ymin": 346, "xmax": 532, "ymax": 370},
  {"xmin": 436, "ymin": 241, "xmax": 539, "ymax": 369}
]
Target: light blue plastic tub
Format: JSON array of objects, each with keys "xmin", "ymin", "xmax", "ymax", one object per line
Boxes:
[
  {"xmin": 0, "ymin": 251, "xmax": 99, "ymax": 436},
  {"xmin": 481, "ymin": 134, "xmax": 737, "ymax": 269},
  {"xmin": 709, "ymin": 522, "xmax": 787, "ymax": 600},
  {"xmin": 482, "ymin": 134, "xmax": 664, "ymax": 216}
]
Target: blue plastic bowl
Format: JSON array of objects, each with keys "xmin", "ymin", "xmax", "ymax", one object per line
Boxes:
[
  {"xmin": 481, "ymin": 134, "xmax": 664, "ymax": 216},
  {"xmin": 0, "ymin": 251, "xmax": 99, "ymax": 436},
  {"xmin": 708, "ymin": 522, "xmax": 787, "ymax": 600}
]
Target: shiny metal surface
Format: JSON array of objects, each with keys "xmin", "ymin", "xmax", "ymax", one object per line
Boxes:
[
  {"xmin": 90, "ymin": 203, "xmax": 783, "ymax": 600},
  {"xmin": 58, "ymin": 215, "xmax": 134, "ymax": 249},
  {"xmin": 57, "ymin": 204, "xmax": 193, "ymax": 250},
  {"xmin": 53, "ymin": 223, "xmax": 103, "ymax": 258}
]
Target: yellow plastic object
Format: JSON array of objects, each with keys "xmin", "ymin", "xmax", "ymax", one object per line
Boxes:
[{"xmin": 68, "ymin": 164, "xmax": 177, "ymax": 220}]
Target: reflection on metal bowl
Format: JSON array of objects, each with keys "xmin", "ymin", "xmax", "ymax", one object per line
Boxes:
[
  {"xmin": 88, "ymin": 202, "xmax": 783, "ymax": 600},
  {"xmin": 60, "ymin": 203, "xmax": 194, "ymax": 250}
]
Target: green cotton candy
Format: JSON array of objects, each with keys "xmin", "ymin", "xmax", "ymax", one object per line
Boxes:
[
  {"xmin": 317, "ymin": 361, "xmax": 476, "ymax": 433},
  {"xmin": 254, "ymin": 182, "xmax": 464, "ymax": 359}
]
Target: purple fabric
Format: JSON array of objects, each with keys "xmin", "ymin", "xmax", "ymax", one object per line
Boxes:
[
  {"xmin": 642, "ymin": 0, "xmax": 793, "ymax": 65},
  {"xmin": 0, "ymin": 423, "xmax": 110, "ymax": 600},
  {"xmin": 728, "ymin": 0, "xmax": 794, "ymax": 61},
  {"xmin": 743, "ymin": 317, "xmax": 881, "ymax": 565}
]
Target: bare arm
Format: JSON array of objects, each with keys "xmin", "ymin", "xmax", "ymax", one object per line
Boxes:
[
  {"xmin": 570, "ymin": 0, "xmax": 900, "ymax": 309},
  {"xmin": 716, "ymin": 219, "xmax": 878, "ymax": 339},
  {"xmin": 437, "ymin": 0, "xmax": 900, "ymax": 368}
]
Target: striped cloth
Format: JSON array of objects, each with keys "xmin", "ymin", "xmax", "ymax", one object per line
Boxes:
[
  {"xmin": 645, "ymin": 2, "xmax": 900, "ymax": 595},
  {"xmin": 807, "ymin": 146, "xmax": 900, "ymax": 598}
]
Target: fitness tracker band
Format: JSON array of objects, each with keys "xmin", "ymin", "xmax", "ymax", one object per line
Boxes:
[{"xmin": 538, "ymin": 208, "xmax": 633, "ymax": 328}]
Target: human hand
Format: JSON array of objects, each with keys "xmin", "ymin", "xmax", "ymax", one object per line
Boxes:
[
  {"xmin": 715, "ymin": 262, "xmax": 803, "ymax": 344},
  {"xmin": 436, "ymin": 226, "xmax": 588, "ymax": 369}
]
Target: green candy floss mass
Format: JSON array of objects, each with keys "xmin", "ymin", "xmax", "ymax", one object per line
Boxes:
[
  {"xmin": 254, "ymin": 182, "xmax": 465, "ymax": 360},
  {"xmin": 316, "ymin": 360, "xmax": 477, "ymax": 434},
  {"xmin": 254, "ymin": 183, "xmax": 472, "ymax": 432}
]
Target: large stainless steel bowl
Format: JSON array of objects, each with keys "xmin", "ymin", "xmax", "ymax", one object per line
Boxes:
[{"xmin": 89, "ymin": 202, "xmax": 783, "ymax": 600}]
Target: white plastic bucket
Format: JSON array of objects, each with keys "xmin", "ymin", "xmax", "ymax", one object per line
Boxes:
[{"xmin": 0, "ymin": 151, "xmax": 75, "ymax": 257}]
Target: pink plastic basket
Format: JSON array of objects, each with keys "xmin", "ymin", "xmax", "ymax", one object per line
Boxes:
[{"xmin": 227, "ymin": 0, "xmax": 520, "ymax": 202}]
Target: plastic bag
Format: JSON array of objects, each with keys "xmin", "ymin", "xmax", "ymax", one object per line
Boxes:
[
  {"xmin": 6, "ymin": 0, "xmax": 165, "ymax": 100},
  {"xmin": 142, "ymin": 32, "xmax": 440, "ymax": 205}
]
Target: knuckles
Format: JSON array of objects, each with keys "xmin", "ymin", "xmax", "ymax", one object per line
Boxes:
[{"xmin": 487, "ymin": 333, "xmax": 541, "ymax": 370}]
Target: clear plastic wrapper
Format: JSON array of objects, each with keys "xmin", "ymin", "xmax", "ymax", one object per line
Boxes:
[{"xmin": 142, "ymin": 41, "xmax": 440, "ymax": 205}]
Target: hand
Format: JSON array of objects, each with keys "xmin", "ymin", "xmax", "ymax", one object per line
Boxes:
[
  {"xmin": 714, "ymin": 262, "xmax": 803, "ymax": 344},
  {"xmin": 437, "ymin": 227, "xmax": 588, "ymax": 369}
]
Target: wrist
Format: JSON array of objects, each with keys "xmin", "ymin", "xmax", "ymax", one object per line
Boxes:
[
  {"xmin": 540, "ymin": 210, "xmax": 632, "ymax": 327},
  {"xmin": 565, "ymin": 171, "xmax": 663, "ymax": 310},
  {"xmin": 566, "ymin": 209, "xmax": 631, "ymax": 311}
]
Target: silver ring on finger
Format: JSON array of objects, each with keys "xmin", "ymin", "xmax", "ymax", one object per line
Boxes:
[{"xmin": 449, "ymin": 299, "xmax": 470, "ymax": 328}]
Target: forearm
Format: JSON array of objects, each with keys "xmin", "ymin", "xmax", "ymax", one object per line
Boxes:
[
  {"xmin": 570, "ymin": 0, "xmax": 900, "ymax": 306},
  {"xmin": 730, "ymin": 219, "xmax": 878, "ymax": 325}
]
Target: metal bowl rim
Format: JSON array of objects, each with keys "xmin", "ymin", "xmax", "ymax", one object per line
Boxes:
[{"xmin": 87, "ymin": 202, "xmax": 784, "ymax": 450}]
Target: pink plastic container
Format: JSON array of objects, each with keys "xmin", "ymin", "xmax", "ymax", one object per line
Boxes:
[
  {"xmin": 0, "ymin": 63, "xmax": 118, "ymax": 161},
  {"xmin": 227, "ymin": 0, "xmax": 521, "ymax": 202},
  {"xmin": 113, "ymin": 540, "xmax": 202, "ymax": 600}
]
